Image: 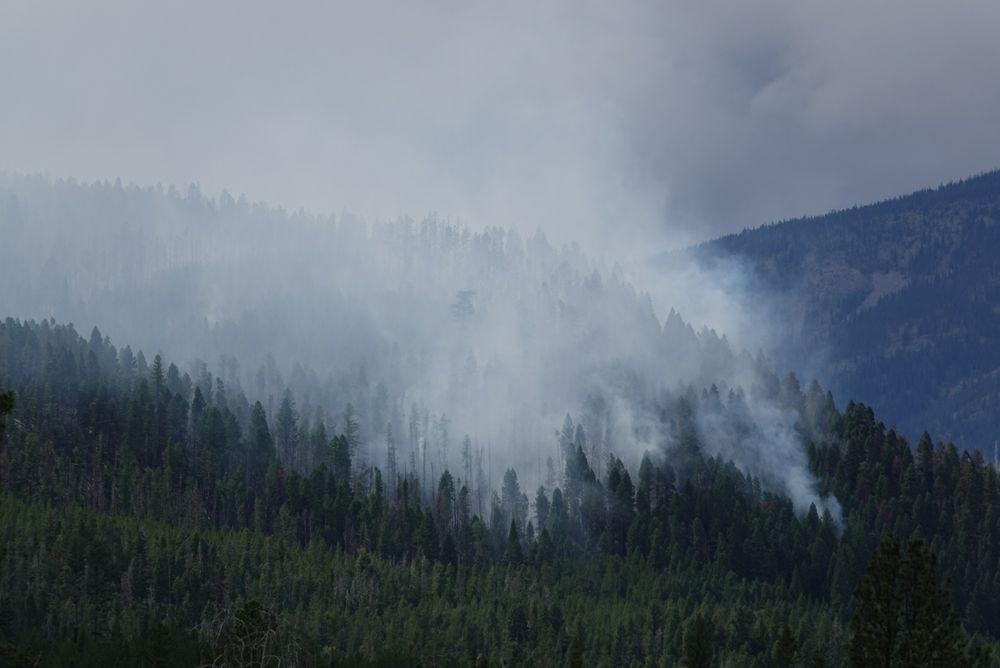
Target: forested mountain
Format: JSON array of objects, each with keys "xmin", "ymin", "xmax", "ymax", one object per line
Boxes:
[
  {"xmin": 1, "ymin": 318, "xmax": 998, "ymax": 665},
  {"xmin": 3, "ymin": 175, "xmax": 1000, "ymax": 665},
  {"xmin": 686, "ymin": 170, "xmax": 1000, "ymax": 452},
  {"xmin": 0, "ymin": 174, "xmax": 825, "ymax": 503}
]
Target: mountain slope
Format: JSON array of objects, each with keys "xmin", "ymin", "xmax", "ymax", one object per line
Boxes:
[
  {"xmin": 688, "ymin": 170, "xmax": 1000, "ymax": 451},
  {"xmin": 2, "ymin": 317, "xmax": 998, "ymax": 664}
]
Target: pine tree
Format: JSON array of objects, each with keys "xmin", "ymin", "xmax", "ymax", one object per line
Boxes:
[
  {"xmin": 773, "ymin": 623, "xmax": 798, "ymax": 666},
  {"xmin": 896, "ymin": 539, "xmax": 965, "ymax": 666},
  {"xmin": 342, "ymin": 403, "xmax": 361, "ymax": 469},
  {"xmin": 534, "ymin": 487, "xmax": 550, "ymax": 530},
  {"xmin": 330, "ymin": 435, "xmax": 352, "ymax": 480},
  {"xmin": 418, "ymin": 512, "xmax": 438, "ymax": 561},
  {"xmin": 247, "ymin": 402, "xmax": 274, "ymax": 480},
  {"xmin": 505, "ymin": 519, "xmax": 523, "ymax": 565},
  {"xmin": 274, "ymin": 392, "xmax": 299, "ymax": 470},
  {"xmin": 151, "ymin": 354, "xmax": 165, "ymax": 398},
  {"xmin": 848, "ymin": 537, "xmax": 964, "ymax": 667},
  {"xmin": 849, "ymin": 538, "xmax": 901, "ymax": 667},
  {"xmin": 461, "ymin": 434, "xmax": 473, "ymax": 488},
  {"xmin": 682, "ymin": 612, "xmax": 714, "ymax": 668},
  {"xmin": 190, "ymin": 386, "xmax": 206, "ymax": 427},
  {"xmin": 385, "ymin": 422, "xmax": 398, "ymax": 498},
  {"xmin": 309, "ymin": 415, "xmax": 328, "ymax": 470},
  {"xmin": 501, "ymin": 468, "xmax": 527, "ymax": 530},
  {"xmin": 0, "ymin": 389, "xmax": 12, "ymax": 440}
]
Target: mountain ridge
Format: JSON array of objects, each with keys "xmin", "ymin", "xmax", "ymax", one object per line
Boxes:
[{"xmin": 683, "ymin": 168, "xmax": 1000, "ymax": 452}]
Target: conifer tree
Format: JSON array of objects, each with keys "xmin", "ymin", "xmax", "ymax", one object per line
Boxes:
[
  {"xmin": 0, "ymin": 389, "xmax": 12, "ymax": 440},
  {"xmin": 385, "ymin": 422, "xmax": 398, "ymax": 497},
  {"xmin": 849, "ymin": 537, "xmax": 965, "ymax": 666},
  {"xmin": 682, "ymin": 613, "xmax": 714, "ymax": 668},
  {"xmin": 505, "ymin": 519, "xmax": 523, "ymax": 565}
]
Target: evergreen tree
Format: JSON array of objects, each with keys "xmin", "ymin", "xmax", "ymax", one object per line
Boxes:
[
  {"xmin": 505, "ymin": 519, "xmax": 523, "ymax": 565},
  {"xmin": 274, "ymin": 392, "xmax": 299, "ymax": 470},
  {"xmin": 896, "ymin": 539, "xmax": 965, "ymax": 666},
  {"xmin": 308, "ymin": 415, "xmax": 328, "ymax": 470},
  {"xmin": 342, "ymin": 403, "xmax": 361, "ymax": 466},
  {"xmin": 534, "ymin": 486, "xmax": 550, "ymax": 530},
  {"xmin": 682, "ymin": 612, "xmax": 714, "ymax": 668},
  {"xmin": 385, "ymin": 422, "xmax": 398, "ymax": 497},
  {"xmin": 330, "ymin": 435, "xmax": 352, "ymax": 480},
  {"xmin": 461, "ymin": 434, "xmax": 473, "ymax": 488},
  {"xmin": 0, "ymin": 389, "xmax": 12, "ymax": 440},
  {"xmin": 773, "ymin": 623, "xmax": 798, "ymax": 666},
  {"xmin": 247, "ymin": 401, "xmax": 274, "ymax": 480},
  {"xmin": 848, "ymin": 537, "xmax": 965, "ymax": 666}
]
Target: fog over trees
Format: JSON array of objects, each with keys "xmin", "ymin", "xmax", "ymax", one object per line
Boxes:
[
  {"xmin": 0, "ymin": 174, "xmax": 833, "ymax": 515},
  {"xmin": 3, "ymin": 0, "xmax": 999, "ymax": 661},
  {"xmin": 3, "ymin": 175, "xmax": 999, "ymax": 665}
]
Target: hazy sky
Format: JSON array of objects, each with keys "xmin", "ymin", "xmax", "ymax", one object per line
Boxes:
[{"xmin": 2, "ymin": 0, "xmax": 999, "ymax": 248}]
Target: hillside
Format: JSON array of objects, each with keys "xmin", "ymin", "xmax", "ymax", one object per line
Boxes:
[
  {"xmin": 3, "ymin": 175, "xmax": 1000, "ymax": 664},
  {"xmin": 0, "ymin": 175, "xmax": 834, "ymax": 498},
  {"xmin": 688, "ymin": 170, "xmax": 1000, "ymax": 452},
  {"xmin": 1, "ymin": 318, "xmax": 997, "ymax": 665}
]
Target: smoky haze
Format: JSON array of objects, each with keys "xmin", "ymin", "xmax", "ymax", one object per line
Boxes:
[
  {"xmin": 0, "ymin": 175, "xmax": 838, "ymax": 520},
  {"xmin": 1, "ymin": 1, "xmax": 999, "ymax": 249},
  {"xmin": 7, "ymin": 0, "xmax": 986, "ymax": 521}
]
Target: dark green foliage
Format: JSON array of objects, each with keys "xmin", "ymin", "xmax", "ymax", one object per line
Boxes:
[
  {"xmin": 682, "ymin": 612, "xmax": 714, "ymax": 668},
  {"xmin": 0, "ymin": 317, "xmax": 998, "ymax": 664},
  {"xmin": 848, "ymin": 537, "xmax": 965, "ymax": 667},
  {"xmin": 505, "ymin": 519, "xmax": 523, "ymax": 564},
  {"xmin": 0, "ymin": 389, "xmax": 11, "ymax": 440},
  {"xmin": 0, "ymin": 492, "xmax": 855, "ymax": 666},
  {"xmin": 849, "ymin": 538, "xmax": 903, "ymax": 666},
  {"xmin": 772, "ymin": 623, "xmax": 798, "ymax": 666},
  {"xmin": 810, "ymin": 400, "xmax": 1000, "ymax": 637},
  {"xmin": 330, "ymin": 434, "xmax": 351, "ymax": 480}
]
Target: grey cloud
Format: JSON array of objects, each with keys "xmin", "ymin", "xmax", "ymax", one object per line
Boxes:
[{"xmin": 2, "ymin": 1, "xmax": 999, "ymax": 248}]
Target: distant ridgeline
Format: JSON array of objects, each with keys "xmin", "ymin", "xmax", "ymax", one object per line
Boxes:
[
  {"xmin": 685, "ymin": 169, "xmax": 1000, "ymax": 454},
  {"xmin": 0, "ymin": 317, "xmax": 997, "ymax": 665}
]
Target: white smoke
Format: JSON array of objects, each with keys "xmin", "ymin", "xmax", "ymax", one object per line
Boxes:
[{"xmin": 0, "ymin": 174, "xmax": 839, "ymax": 516}]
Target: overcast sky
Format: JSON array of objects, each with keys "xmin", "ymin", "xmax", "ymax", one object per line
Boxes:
[{"xmin": 2, "ymin": 0, "xmax": 999, "ymax": 249}]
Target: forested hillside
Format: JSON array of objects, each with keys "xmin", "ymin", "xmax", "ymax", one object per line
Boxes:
[
  {"xmin": 4, "ymin": 0, "xmax": 996, "ymax": 663},
  {"xmin": 687, "ymin": 170, "xmax": 1000, "ymax": 452},
  {"xmin": 1, "ymin": 318, "xmax": 997, "ymax": 665},
  {"xmin": 0, "ymin": 174, "xmax": 826, "ymax": 503}
]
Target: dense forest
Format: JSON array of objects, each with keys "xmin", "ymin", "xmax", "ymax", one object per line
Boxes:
[
  {"xmin": 1, "ymin": 318, "xmax": 998, "ymax": 666},
  {"xmin": 686, "ymin": 170, "xmax": 1000, "ymax": 452}
]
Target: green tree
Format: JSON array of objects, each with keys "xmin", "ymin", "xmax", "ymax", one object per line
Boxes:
[
  {"xmin": 849, "ymin": 538, "xmax": 901, "ymax": 667},
  {"xmin": 682, "ymin": 612, "xmax": 714, "ymax": 668},
  {"xmin": 773, "ymin": 623, "xmax": 798, "ymax": 666},
  {"xmin": 849, "ymin": 537, "xmax": 965, "ymax": 667},
  {"xmin": 330, "ymin": 435, "xmax": 352, "ymax": 480},
  {"xmin": 274, "ymin": 392, "xmax": 299, "ymax": 469},
  {"xmin": 342, "ymin": 403, "xmax": 361, "ymax": 462},
  {"xmin": 247, "ymin": 401, "xmax": 274, "ymax": 479},
  {"xmin": 896, "ymin": 539, "xmax": 965, "ymax": 666},
  {"xmin": 0, "ymin": 389, "xmax": 13, "ymax": 440},
  {"xmin": 505, "ymin": 519, "xmax": 523, "ymax": 565}
]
